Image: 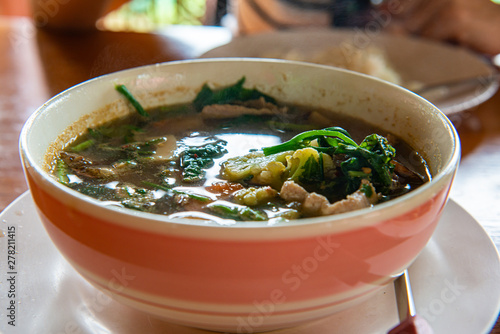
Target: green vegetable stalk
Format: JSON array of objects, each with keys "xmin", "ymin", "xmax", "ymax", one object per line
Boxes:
[
  {"xmin": 262, "ymin": 127, "xmax": 358, "ymax": 155},
  {"xmin": 115, "ymin": 84, "xmax": 149, "ymax": 117}
]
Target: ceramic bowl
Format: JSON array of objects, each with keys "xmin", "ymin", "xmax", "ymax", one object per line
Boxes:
[{"xmin": 19, "ymin": 59, "xmax": 460, "ymax": 332}]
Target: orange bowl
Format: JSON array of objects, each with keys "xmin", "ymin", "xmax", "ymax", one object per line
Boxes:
[{"xmin": 19, "ymin": 59, "xmax": 460, "ymax": 332}]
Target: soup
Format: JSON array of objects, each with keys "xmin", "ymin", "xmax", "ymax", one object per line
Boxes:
[{"xmin": 48, "ymin": 78, "xmax": 429, "ymax": 222}]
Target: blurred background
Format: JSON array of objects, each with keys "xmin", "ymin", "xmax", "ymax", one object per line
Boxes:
[
  {"xmin": 0, "ymin": 0, "xmax": 382, "ymax": 34},
  {"xmin": 0, "ymin": 0, "xmax": 228, "ymax": 31}
]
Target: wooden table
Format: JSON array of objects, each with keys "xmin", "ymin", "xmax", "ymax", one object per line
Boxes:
[{"xmin": 0, "ymin": 16, "xmax": 499, "ymax": 333}]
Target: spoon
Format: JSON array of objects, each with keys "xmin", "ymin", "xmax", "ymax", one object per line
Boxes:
[
  {"xmin": 414, "ymin": 72, "xmax": 500, "ymax": 101},
  {"xmin": 387, "ymin": 269, "xmax": 434, "ymax": 334}
]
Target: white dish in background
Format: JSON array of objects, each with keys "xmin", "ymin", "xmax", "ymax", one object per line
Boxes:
[
  {"xmin": 0, "ymin": 192, "xmax": 499, "ymax": 334},
  {"xmin": 201, "ymin": 28, "xmax": 499, "ymax": 115}
]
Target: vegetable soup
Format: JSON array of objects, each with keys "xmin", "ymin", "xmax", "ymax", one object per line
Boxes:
[{"xmin": 48, "ymin": 78, "xmax": 430, "ymax": 222}]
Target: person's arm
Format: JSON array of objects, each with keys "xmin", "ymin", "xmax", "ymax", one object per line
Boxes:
[{"xmin": 386, "ymin": 0, "xmax": 500, "ymax": 55}]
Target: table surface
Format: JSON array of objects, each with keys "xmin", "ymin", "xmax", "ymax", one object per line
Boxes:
[{"xmin": 0, "ymin": 16, "xmax": 499, "ymax": 333}]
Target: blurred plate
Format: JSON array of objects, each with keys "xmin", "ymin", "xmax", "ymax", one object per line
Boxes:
[
  {"xmin": 0, "ymin": 192, "xmax": 499, "ymax": 333},
  {"xmin": 201, "ymin": 28, "xmax": 499, "ymax": 114}
]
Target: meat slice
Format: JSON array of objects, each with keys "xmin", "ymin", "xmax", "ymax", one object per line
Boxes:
[
  {"xmin": 239, "ymin": 97, "xmax": 283, "ymax": 110},
  {"xmin": 59, "ymin": 151, "xmax": 118, "ymax": 180},
  {"xmin": 201, "ymin": 97, "xmax": 287, "ymax": 119},
  {"xmin": 279, "ymin": 180, "xmax": 378, "ymax": 216},
  {"xmin": 302, "ymin": 192, "xmax": 329, "ymax": 216},
  {"xmin": 319, "ymin": 181, "xmax": 378, "ymax": 215},
  {"xmin": 279, "ymin": 180, "xmax": 309, "ymax": 202}
]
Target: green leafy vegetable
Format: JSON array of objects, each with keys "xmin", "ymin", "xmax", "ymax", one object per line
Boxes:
[
  {"xmin": 119, "ymin": 189, "xmax": 157, "ymax": 212},
  {"xmin": 87, "ymin": 137, "xmax": 168, "ymax": 163},
  {"xmin": 207, "ymin": 203, "xmax": 267, "ymax": 221},
  {"xmin": 121, "ymin": 137, "xmax": 167, "ymax": 156},
  {"xmin": 288, "ymin": 148, "xmax": 324, "ymax": 185},
  {"xmin": 227, "ymin": 126, "xmax": 396, "ymax": 197},
  {"xmin": 193, "ymin": 77, "xmax": 276, "ymax": 112},
  {"xmin": 360, "ymin": 182, "xmax": 374, "ymax": 197},
  {"xmin": 69, "ymin": 183, "xmax": 118, "ymax": 200},
  {"xmin": 334, "ymin": 134, "xmax": 395, "ymax": 193},
  {"xmin": 142, "ymin": 181, "xmax": 211, "ymax": 202},
  {"xmin": 180, "ymin": 140, "xmax": 228, "ymax": 182}
]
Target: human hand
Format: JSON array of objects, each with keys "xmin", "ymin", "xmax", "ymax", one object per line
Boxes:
[{"xmin": 384, "ymin": 0, "xmax": 500, "ymax": 55}]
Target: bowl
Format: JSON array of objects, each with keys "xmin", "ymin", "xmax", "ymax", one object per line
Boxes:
[{"xmin": 19, "ymin": 59, "xmax": 460, "ymax": 332}]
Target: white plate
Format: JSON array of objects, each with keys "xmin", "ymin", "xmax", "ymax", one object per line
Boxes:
[
  {"xmin": 201, "ymin": 28, "xmax": 499, "ymax": 115},
  {"xmin": 0, "ymin": 192, "xmax": 499, "ymax": 333}
]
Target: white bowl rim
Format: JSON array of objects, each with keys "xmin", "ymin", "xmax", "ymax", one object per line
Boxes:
[{"xmin": 19, "ymin": 58, "xmax": 461, "ymax": 236}]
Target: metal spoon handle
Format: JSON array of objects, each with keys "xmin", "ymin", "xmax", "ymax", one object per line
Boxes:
[
  {"xmin": 388, "ymin": 270, "xmax": 434, "ymax": 334},
  {"xmin": 394, "ymin": 269, "xmax": 416, "ymax": 320},
  {"xmin": 414, "ymin": 72, "xmax": 500, "ymax": 95}
]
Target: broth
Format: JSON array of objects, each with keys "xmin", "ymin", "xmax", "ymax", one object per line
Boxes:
[{"xmin": 49, "ymin": 79, "xmax": 430, "ymax": 222}]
